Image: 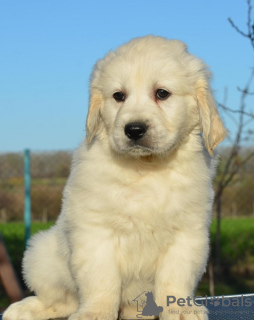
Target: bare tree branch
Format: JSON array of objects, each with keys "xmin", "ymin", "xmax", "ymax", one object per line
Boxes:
[
  {"xmin": 218, "ymin": 103, "xmax": 254, "ymax": 118},
  {"xmin": 228, "ymin": 0, "xmax": 254, "ymax": 50},
  {"xmin": 228, "ymin": 18, "xmax": 250, "ymax": 39},
  {"xmin": 237, "ymin": 86, "xmax": 254, "ymax": 95}
]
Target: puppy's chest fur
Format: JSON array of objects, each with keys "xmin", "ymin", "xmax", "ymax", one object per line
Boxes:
[
  {"xmin": 99, "ymin": 168, "xmax": 178, "ymax": 280},
  {"xmin": 100, "ymin": 164, "xmax": 205, "ymax": 281},
  {"xmin": 94, "ymin": 159, "xmax": 207, "ymax": 226},
  {"xmin": 66, "ymin": 144, "xmax": 212, "ymax": 281}
]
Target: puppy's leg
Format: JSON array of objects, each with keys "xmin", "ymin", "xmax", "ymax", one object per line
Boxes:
[
  {"xmin": 3, "ymin": 293, "xmax": 78, "ymax": 320},
  {"xmin": 3, "ymin": 227, "xmax": 78, "ymax": 320},
  {"xmin": 120, "ymin": 281, "xmax": 158, "ymax": 320},
  {"xmin": 154, "ymin": 229, "xmax": 209, "ymax": 320},
  {"xmin": 68, "ymin": 229, "xmax": 121, "ymax": 320},
  {"xmin": 120, "ymin": 303, "xmax": 158, "ymax": 320}
]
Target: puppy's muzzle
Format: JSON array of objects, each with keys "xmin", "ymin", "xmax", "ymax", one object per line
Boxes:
[{"xmin": 124, "ymin": 122, "xmax": 147, "ymax": 141}]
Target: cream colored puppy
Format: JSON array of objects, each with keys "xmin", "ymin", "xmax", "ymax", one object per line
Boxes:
[{"xmin": 3, "ymin": 36, "xmax": 226, "ymax": 320}]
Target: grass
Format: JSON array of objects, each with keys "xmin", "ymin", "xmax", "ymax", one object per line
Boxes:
[
  {"xmin": 210, "ymin": 218, "xmax": 254, "ymax": 264},
  {"xmin": 0, "ymin": 218, "xmax": 253, "ymax": 309}
]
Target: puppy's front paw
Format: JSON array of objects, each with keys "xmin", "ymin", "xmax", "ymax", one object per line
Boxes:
[
  {"xmin": 68, "ymin": 311, "xmax": 116, "ymax": 320},
  {"xmin": 162, "ymin": 304, "xmax": 208, "ymax": 320},
  {"xmin": 3, "ymin": 297, "xmax": 40, "ymax": 320}
]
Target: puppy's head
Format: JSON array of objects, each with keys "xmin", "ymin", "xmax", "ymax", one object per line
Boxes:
[{"xmin": 86, "ymin": 36, "xmax": 227, "ymax": 157}]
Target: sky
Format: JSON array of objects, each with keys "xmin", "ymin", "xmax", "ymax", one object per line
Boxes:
[{"xmin": 1, "ymin": 0, "xmax": 254, "ymax": 152}]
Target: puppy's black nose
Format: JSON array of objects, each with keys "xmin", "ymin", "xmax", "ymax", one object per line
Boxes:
[{"xmin": 124, "ymin": 122, "xmax": 147, "ymax": 141}]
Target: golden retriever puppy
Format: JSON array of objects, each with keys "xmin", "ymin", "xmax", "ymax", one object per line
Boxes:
[{"xmin": 3, "ymin": 36, "xmax": 226, "ymax": 320}]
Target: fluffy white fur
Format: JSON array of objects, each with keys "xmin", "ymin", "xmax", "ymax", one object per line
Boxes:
[{"xmin": 3, "ymin": 36, "xmax": 227, "ymax": 320}]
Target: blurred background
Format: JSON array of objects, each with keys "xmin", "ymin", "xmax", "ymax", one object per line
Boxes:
[{"xmin": 0, "ymin": 0, "xmax": 254, "ymax": 311}]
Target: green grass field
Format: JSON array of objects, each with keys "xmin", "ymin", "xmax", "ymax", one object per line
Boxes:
[
  {"xmin": 0, "ymin": 218, "xmax": 253, "ymax": 308},
  {"xmin": 211, "ymin": 218, "xmax": 254, "ymax": 256}
]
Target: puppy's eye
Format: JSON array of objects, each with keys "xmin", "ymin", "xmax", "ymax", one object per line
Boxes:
[
  {"xmin": 156, "ymin": 89, "xmax": 171, "ymax": 100},
  {"xmin": 113, "ymin": 91, "xmax": 125, "ymax": 102}
]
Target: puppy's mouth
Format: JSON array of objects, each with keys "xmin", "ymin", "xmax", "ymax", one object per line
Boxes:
[
  {"xmin": 120, "ymin": 121, "xmax": 155, "ymax": 156},
  {"xmin": 112, "ymin": 133, "xmax": 175, "ymax": 158},
  {"xmin": 124, "ymin": 143, "xmax": 154, "ymax": 156},
  {"xmin": 112, "ymin": 121, "xmax": 169, "ymax": 157}
]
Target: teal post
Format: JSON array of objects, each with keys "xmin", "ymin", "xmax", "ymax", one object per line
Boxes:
[{"xmin": 24, "ymin": 149, "xmax": 31, "ymax": 247}]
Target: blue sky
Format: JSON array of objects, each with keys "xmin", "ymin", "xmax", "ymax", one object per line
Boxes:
[{"xmin": 1, "ymin": 0, "xmax": 254, "ymax": 152}]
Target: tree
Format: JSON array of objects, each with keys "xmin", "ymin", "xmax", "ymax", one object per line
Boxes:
[{"xmin": 213, "ymin": 0, "xmax": 254, "ymax": 284}]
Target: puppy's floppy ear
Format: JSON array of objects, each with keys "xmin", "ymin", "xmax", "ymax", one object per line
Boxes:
[
  {"xmin": 196, "ymin": 79, "xmax": 227, "ymax": 155},
  {"xmin": 86, "ymin": 89, "xmax": 103, "ymax": 144}
]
